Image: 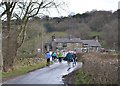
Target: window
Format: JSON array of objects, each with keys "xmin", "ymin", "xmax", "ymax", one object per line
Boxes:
[
  {"xmin": 63, "ymin": 43, "xmax": 67, "ymax": 47},
  {"xmin": 76, "ymin": 43, "xmax": 79, "ymax": 46}
]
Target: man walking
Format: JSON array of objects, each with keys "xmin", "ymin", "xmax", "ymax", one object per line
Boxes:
[
  {"xmin": 72, "ymin": 51, "xmax": 77, "ymax": 67},
  {"xmin": 65, "ymin": 51, "xmax": 73, "ymax": 71}
]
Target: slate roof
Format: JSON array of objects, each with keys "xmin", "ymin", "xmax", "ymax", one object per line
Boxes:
[
  {"xmin": 81, "ymin": 40, "xmax": 101, "ymax": 47},
  {"xmin": 54, "ymin": 38, "xmax": 82, "ymax": 43},
  {"xmin": 54, "ymin": 38, "xmax": 101, "ymax": 47}
]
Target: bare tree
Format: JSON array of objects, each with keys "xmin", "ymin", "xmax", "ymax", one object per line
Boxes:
[
  {"xmin": 102, "ymin": 19, "xmax": 118, "ymax": 49},
  {"xmin": 0, "ymin": 19, "xmax": 2, "ymax": 71},
  {"xmin": 0, "ymin": 0, "xmax": 65, "ymax": 71},
  {"xmin": 66, "ymin": 23, "xmax": 91, "ymax": 39}
]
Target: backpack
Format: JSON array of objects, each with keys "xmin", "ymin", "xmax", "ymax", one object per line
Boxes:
[{"xmin": 52, "ymin": 52, "xmax": 56, "ymax": 56}]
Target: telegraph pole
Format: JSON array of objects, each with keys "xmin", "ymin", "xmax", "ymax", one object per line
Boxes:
[
  {"xmin": 41, "ymin": 27, "xmax": 43, "ymax": 53},
  {"xmin": 41, "ymin": 24, "xmax": 44, "ymax": 54}
]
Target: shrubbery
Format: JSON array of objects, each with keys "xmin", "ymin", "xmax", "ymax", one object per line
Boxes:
[{"xmin": 81, "ymin": 53, "xmax": 118, "ymax": 84}]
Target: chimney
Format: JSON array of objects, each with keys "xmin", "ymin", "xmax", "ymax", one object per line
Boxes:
[
  {"xmin": 52, "ymin": 34, "xmax": 55, "ymax": 41},
  {"xmin": 95, "ymin": 36, "xmax": 98, "ymax": 42},
  {"xmin": 69, "ymin": 34, "xmax": 72, "ymax": 40}
]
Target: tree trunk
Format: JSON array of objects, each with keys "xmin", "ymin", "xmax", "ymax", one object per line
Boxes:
[
  {"xmin": 0, "ymin": 19, "xmax": 2, "ymax": 71},
  {"xmin": 2, "ymin": 25, "xmax": 18, "ymax": 72}
]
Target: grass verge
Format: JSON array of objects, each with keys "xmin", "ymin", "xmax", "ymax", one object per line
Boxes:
[
  {"xmin": 0, "ymin": 71, "xmax": 2, "ymax": 78},
  {"xmin": 63, "ymin": 68, "xmax": 90, "ymax": 84},
  {"xmin": 2, "ymin": 61, "xmax": 46, "ymax": 79},
  {"xmin": 75, "ymin": 69, "xmax": 90, "ymax": 84}
]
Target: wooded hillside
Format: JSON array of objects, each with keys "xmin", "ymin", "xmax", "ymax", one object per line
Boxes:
[{"xmin": 26, "ymin": 10, "xmax": 119, "ymax": 50}]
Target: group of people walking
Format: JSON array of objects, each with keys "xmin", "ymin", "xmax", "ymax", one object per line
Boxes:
[{"xmin": 45, "ymin": 50, "xmax": 77, "ymax": 68}]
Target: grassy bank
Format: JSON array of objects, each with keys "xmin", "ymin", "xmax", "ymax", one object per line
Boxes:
[
  {"xmin": 63, "ymin": 68, "xmax": 90, "ymax": 84},
  {"xmin": 0, "ymin": 71, "xmax": 2, "ymax": 78},
  {"xmin": 75, "ymin": 69, "xmax": 90, "ymax": 84},
  {"xmin": 2, "ymin": 61, "xmax": 46, "ymax": 79}
]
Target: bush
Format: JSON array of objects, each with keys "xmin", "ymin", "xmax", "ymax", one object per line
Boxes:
[
  {"xmin": 76, "ymin": 53, "xmax": 85, "ymax": 62},
  {"xmin": 82, "ymin": 53, "xmax": 118, "ymax": 84}
]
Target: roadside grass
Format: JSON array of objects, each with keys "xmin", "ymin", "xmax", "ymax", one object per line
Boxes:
[
  {"xmin": 75, "ymin": 69, "xmax": 90, "ymax": 84},
  {"xmin": 0, "ymin": 71, "xmax": 2, "ymax": 78},
  {"xmin": 2, "ymin": 61, "xmax": 46, "ymax": 79},
  {"xmin": 63, "ymin": 68, "xmax": 90, "ymax": 84}
]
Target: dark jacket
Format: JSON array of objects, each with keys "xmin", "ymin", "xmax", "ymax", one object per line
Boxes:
[{"xmin": 65, "ymin": 52, "xmax": 73, "ymax": 62}]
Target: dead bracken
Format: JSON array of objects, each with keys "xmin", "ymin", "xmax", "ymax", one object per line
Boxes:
[{"xmin": 81, "ymin": 53, "xmax": 118, "ymax": 84}]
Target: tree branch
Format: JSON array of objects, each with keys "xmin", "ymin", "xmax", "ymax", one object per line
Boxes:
[
  {"xmin": 10, "ymin": 2, "xmax": 17, "ymax": 15},
  {"xmin": 28, "ymin": 1, "xmax": 43, "ymax": 18},
  {"xmin": 17, "ymin": 18, "xmax": 29, "ymax": 48},
  {"xmin": 0, "ymin": 2, "xmax": 16, "ymax": 18},
  {"xmin": 22, "ymin": 1, "xmax": 32, "ymax": 21}
]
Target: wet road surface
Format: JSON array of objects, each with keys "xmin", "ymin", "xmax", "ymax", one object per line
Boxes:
[{"xmin": 3, "ymin": 61, "xmax": 82, "ymax": 84}]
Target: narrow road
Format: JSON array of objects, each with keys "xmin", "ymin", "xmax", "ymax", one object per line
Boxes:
[{"xmin": 3, "ymin": 61, "xmax": 82, "ymax": 84}]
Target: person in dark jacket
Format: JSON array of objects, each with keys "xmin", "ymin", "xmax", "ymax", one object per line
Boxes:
[
  {"xmin": 51, "ymin": 51, "xmax": 57, "ymax": 62},
  {"xmin": 72, "ymin": 51, "xmax": 77, "ymax": 67},
  {"xmin": 45, "ymin": 51, "xmax": 51, "ymax": 66},
  {"xmin": 65, "ymin": 51, "xmax": 73, "ymax": 71}
]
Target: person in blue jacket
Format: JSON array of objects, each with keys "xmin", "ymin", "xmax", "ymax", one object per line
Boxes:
[{"xmin": 45, "ymin": 51, "xmax": 51, "ymax": 66}]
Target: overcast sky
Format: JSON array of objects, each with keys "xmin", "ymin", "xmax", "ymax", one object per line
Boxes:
[
  {"xmin": 0, "ymin": 0, "xmax": 119, "ymax": 17},
  {"xmin": 48, "ymin": 0, "xmax": 120, "ymax": 17}
]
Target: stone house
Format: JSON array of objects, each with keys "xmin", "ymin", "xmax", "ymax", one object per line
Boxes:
[{"xmin": 45, "ymin": 36, "xmax": 101, "ymax": 53}]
